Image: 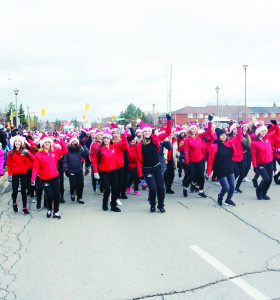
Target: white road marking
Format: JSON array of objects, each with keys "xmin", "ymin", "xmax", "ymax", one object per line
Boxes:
[{"xmin": 190, "ymin": 245, "xmax": 269, "ymax": 300}]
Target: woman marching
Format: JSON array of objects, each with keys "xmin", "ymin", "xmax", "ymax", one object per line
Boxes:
[
  {"xmin": 31, "ymin": 136, "xmax": 68, "ymax": 219},
  {"xmin": 206, "ymin": 128, "xmax": 236, "ymax": 206},
  {"xmin": 134, "ymin": 114, "xmax": 172, "ymax": 213},
  {"xmin": 92, "ymin": 125, "xmax": 128, "ymax": 212},
  {"xmin": 251, "ymin": 120, "xmax": 279, "ymax": 200},
  {"xmin": 6, "ymin": 136, "xmax": 34, "ymax": 214},
  {"xmin": 64, "ymin": 137, "xmax": 89, "ymax": 204}
]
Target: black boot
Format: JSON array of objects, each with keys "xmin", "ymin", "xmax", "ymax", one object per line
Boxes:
[
  {"xmin": 274, "ymin": 171, "xmax": 280, "ymax": 185},
  {"xmin": 60, "ymin": 191, "xmax": 65, "ymax": 203},
  {"xmin": 13, "ymin": 203, "xmax": 18, "ymax": 212},
  {"xmin": 102, "ymin": 199, "xmax": 108, "ymax": 211},
  {"xmin": 166, "ymin": 185, "xmax": 175, "ymax": 194}
]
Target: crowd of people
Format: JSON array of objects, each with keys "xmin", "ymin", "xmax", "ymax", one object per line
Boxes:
[{"xmin": 0, "ymin": 114, "xmax": 279, "ymax": 219}]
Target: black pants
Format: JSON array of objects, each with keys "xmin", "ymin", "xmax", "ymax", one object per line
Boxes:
[
  {"xmin": 243, "ymin": 155, "xmax": 252, "ymax": 178},
  {"xmin": 12, "ymin": 173, "xmax": 27, "ymax": 208},
  {"xmin": 69, "ymin": 169, "xmax": 84, "ymax": 200},
  {"xmin": 233, "ymin": 160, "xmax": 245, "ymax": 189},
  {"xmin": 91, "ymin": 166, "xmax": 103, "ymax": 192},
  {"xmin": 99, "ymin": 170, "xmax": 118, "ymax": 206},
  {"xmin": 36, "ymin": 174, "xmax": 44, "ymax": 209},
  {"xmin": 127, "ymin": 167, "xmax": 139, "ymax": 191},
  {"xmin": 164, "ymin": 160, "xmax": 175, "ymax": 188},
  {"xmin": 187, "ymin": 160, "xmax": 205, "ymax": 190},
  {"xmin": 26, "ymin": 168, "xmax": 35, "ymax": 197},
  {"xmin": 59, "ymin": 169, "xmax": 64, "ymax": 199},
  {"xmin": 143, "ymin": 164, "xmax": 165, "ymax": 209},
  {"xmin": 121, "ymin": 162, "xmax": 129, "ymax": 195},
  {"xmin": 116, "ymin": 166, "xmax": 124, "ymax": 198},
  {"xmin": 256, "ymin": 162, "xmax": 273, "ymax": 196},
  {"xmin": 85, "ymin": 153, "xmax": 91, "ymax": 169},
  {"xmin": 42, "ymin": 175, "xmax": 60, "ymax": 213}
]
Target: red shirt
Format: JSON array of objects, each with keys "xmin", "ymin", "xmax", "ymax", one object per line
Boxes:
[{"xmin": 7, "ymin": 151, "xmax": 34, "ymax": 175}]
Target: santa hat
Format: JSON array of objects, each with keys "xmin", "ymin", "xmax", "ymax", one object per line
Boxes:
[
  {"xmin": 68, "ymin": 137, "xmax": 79, "ymax": 145},
  {"xmin": 40, "ymin": 136, "xmax": 54, "ymax": 147},
  {"xmin": 140, "ymin": 122, "xmax": 153, "ymax": 133},
  {"xmin": 10, "ymin": 136, "xmax": 25, "ymax": 147},
  {"xmin": 241, "ymin": 122, "xmax": 249, "ymax": 128},
  {"xmin": 103, "ymin": 129, "xmax": 112, "ymax": 139},
  {"xmin": 135, "ymin": 128, "xmax": 142, "ymax": 134},
  {"xmin": 94, "ymin": 129, "xmax": 103, "ymax": 137},
  {"xmin": 188, "ymin": 123, "xmax": 198, "ymax": 131},
  {"xmin": 80, "ymin": 128, "xmax": 88, "ymax": 133},
  {"xmin": 88, "ymin": 128, "xmax": 96, "ymax": 135},
  {"xmin": 175, "ymin": 125, "xmax": 185, "ymax": 135},
  {"xmin": 255, "ymin": 124, "xmax": 267, "ymax": 136},
  {"xmin": 110, "ymin": 123, "xmax": 119, "ymax": 132},
  {"xmin": 71, "ymin": 131, "xmax": 79, "ymax": 137},
  {"xmin": 159, "ymin": 127, "xmax": 166, "ymax": 133},
  {"xmin": 228, "ymin": 124, "xmax": 237, "ymax": 133}
]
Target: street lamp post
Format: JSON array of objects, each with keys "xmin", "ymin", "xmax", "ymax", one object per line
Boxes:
[
  {"xmin": 14, "ymin": 89, "xmax": 19, "ymax": 128},
  {"xmin": 152, "ymin": 104, "xmax": 155, "ymax": 127},
  {"xmin": 27, "ymin": 106, "xmax": 30, "ymax": 131},
  {"xmin": 215, "ymin": 86, "xmax": 220, "ymax": 117},
  {"xmin": 243, "ymin": 65, "xmax": 248, "ymax": 122}
]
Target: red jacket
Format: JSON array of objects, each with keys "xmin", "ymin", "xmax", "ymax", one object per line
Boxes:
[
  {"xmin": 127, "ymin": 144, "xmax": 138, "ymax": 169},
  {"xmin": 273, "ymin": 136, "xmax": 280, "ymax": 159},
  {"xmin": 112, "ymin": 136, "xmax": 129, "ymax": 169},
  {"xmin": 229, "ymin": 127, "xmax": 243, "ymax": 162},
  {"xmin": 251, "ymin": 124, "xmax": 279, "ymax": 167},
  {"xmin": 7, "ymin": 150, "xmax": 35, "ymax": 175},
  {"xmin": 89, "ymin": 141, "xmax": 102, "ymax": 163},
  {"xmin": 184, "ymin": 122, "xmax": 214, "ymax": 164},
  {"xmin": 92, "ymin": 133, "xmax": 128, "ymax": 173},
  {"xmin": 31, "ymin": 139, "xmax": 68, "ymax": 181},
  {"xmin": 133, "ymin": 120, "xmax": 172, "ymax": 177}
]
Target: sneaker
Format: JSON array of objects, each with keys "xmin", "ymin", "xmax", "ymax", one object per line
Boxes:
[
  {"xmin": 224, "ymin": 200, "xmax": 236, "ymax": 207},
  {"xmin": 97, "ymin": 182, "xmax": 100, "ymax": 187},
  {"xmin": 60, "ymin": 198, "xmax": 65, "ymax": 203},
  {"xmin": 102, "ymin": 200, "xmax": 108, "ymax": 211},
  {"xmin": 256, "ymin": 190, "xmax": 263, "ymax": 200},
  {"xmin": 126, "ymin": 188, "xmax": 131, "ymax": 194},
  {"xmin": 198, "ymin": 191, "xmax": 207, "ymax": 198},
  {"xmin": 30, "ymin": 197, "xmax": 36, "ymax": 203},
  {"xmin": 93, "ymin": 188, "xmax": 96, "ymax": 192},
  {"xmin": 22, "ymin": 208, "xmax": 30, "ymax": 215},
  {"xmin": 100, "ymin": 192, "xmax": 103, "ymax": 195},
  {"xmin": 215, "ymin": 181, "xmax": 220, "ymax": 186},
  {"xmin": 116, "ymin": 199, "xmax": 122, "ymax": 206},
  {"xmin": 120, "ymin": 194, "xmax": 128, "ymax": 199},
  {"xmin": 37, "ymin": 206, "xmax": 42, "ymax": 211},
  {"xmin": 150, "ymin": 207, "xmax": 156, "ymax": 213},
  {"xmin": 217, "ymin": 194, "xmax": 223, "ymax": 206},
  {"xmin": 53, "ymin": 212, "xmax": 61, "ymax": 219},
  {"xmin": 183, "ymin": 186, "xmax": 188, "ymax": 197},
  {"xmin": 235, "ymin": 188, "xmax": 242, "ymax": 193},
  {"xmin": 132, "ymin": 181, "xmax": 135, "ymax": 187},
  {"xmin": 111, "ymin": 206, "xmax": 121, "ymax": 212},
  {"xmin": 71, "ymin": 195, "xmax": 75, "ymax": 201},
  {"xmin": 166, "ymin": 188, "xmax": 175, "ymax": 194},
  {"xmin": 85, "ymin": 168, "xmax": 90, "ymax": 176},
  {"xmin": 77, "ymin": 199, "xmax": 84, "ymax": 204},
  {"xmin": 47, "ymin": 210, "xmax": 52, "ymax": 218},
  {"xmin": 134, "ymin": 191, "xmax": 141, "ymax": 196},
  {"xmin": 13, "ymin": 203, "xmax": 18, "ymax": 212},
  {"xmin": 252, "ymin": 178, "xmax": 258, "ymax": 188},
  {"xmin": 190, "ymin": 184, "xmax": 199, "ymax": 193},
  {"xmin": 262, "ymin": 194, "xmax": 271, "ymax": 200},
  {"xmin": 157, "ymin": 207, "xmax": 166, "ymax": 213},
  {"xmin": 243, "ymin": 177, "xmax": 250, "ymax": 182}
]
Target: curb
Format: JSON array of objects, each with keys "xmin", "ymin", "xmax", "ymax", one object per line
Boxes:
[{"xmin": 0, "ymin": 172, "xmax": 8, "ymax": 186}]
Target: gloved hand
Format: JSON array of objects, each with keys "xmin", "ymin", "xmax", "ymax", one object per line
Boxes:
[
  {"xmin": 118, "ymin": 125, "xmax": 125, "ymax": 134},
  {"xmin": 271, "ymin": 120, "xmax": 277, "ymax": 125},
  {"xmin": 22, "ymin": 149, "xmax": 30, "ymax": 155},
  {"xmin": 254, "ymin": 167, "xmax": 258, "ymax": 173},
  {"xmin": 166, "ymin": 114, "xmax": 172, "ymax": 121},
  {"xmin": 208, "ymin": 114, "xmax": 213, "ymax": 121},
  {"xmin": 31, "ymin": 181, "xmax": 35, "ymax": 186},
  {"xmin": 65, "ymin": 171, "xmax": 70, "ymax": 177},
  {"xmin": 8, "ymin": 175, "xmax": 12, "ymax": 182},
  {"xmin": 94, "ymin": 173, "xmax": 100, "ymax": 180}
]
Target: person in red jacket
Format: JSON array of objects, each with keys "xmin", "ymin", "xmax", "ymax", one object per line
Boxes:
[
  {"xmin": 273, "ymin": 127, "xmax": 280, "ymax": 184},
  {"xmin": 92, "ymin": 126, "xmax": 128, "ymax": 212},
  {"xmin": 6, "ymin": 136, "xmax": 34, "ymax": 215},
  {"xmin": 183, "ymin": 116, "xmax": 214, "ymax": 198},
  {"xmin": 31, "ymin": 136, "xmax": 68, "ymax": 219},
  {"xmin": 133, "ymin": 114, "xmax": 172, "ymax": 213},
  {"xmin": 227, "ymin": 123, "xmax": 244, "ymax": 193},
  {"xmin": 251, "ymin": 120, "xmax": 279, "ymax": 200}
]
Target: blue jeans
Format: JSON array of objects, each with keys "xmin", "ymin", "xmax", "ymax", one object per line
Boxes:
[{"xmin": 219, "ymin": 173, "xmax": 235, "ymax": 201}]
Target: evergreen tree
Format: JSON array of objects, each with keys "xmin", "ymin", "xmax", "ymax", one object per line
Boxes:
[
  {"xmin": 118, "ymin": 103, "xmax": 148, "ymax": 126},
  {"xmin": 18, "ymin": 103, "xmax": 28, "ymax": 129},
  {"xmin": 46, "ymin": 120, "xmax": 50, "ymax": 130}
]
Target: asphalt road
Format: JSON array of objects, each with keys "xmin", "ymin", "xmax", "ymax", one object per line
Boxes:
[{"xmin": 0, "ymin": 169, "xmax": 280, "ymax": 300}]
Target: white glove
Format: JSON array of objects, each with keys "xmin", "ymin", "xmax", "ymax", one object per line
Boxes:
[
  {"xmin": 94, "ymin": 173, "xmax": 100, "ymax": 180},
  {"xmin": 118, "ymin": 125, "xmax": 125, "ymax": 135},
  {"xmin": 22, "ymin": 149, "xmax": 30, "ymax": 155},
  {"xmin": 176, "ymin": 152, "xmax": 180, "ymax": 158}
]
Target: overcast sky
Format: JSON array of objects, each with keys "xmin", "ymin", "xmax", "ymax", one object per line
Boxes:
[{"xmin": 1, "ymin": 0, "xmax": 280, "ymax": 122}]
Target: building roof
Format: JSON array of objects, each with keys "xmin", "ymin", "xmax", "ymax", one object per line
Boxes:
[{"xmin": 249, "ymin": 107, "xmax": 280, "ymax": 113}]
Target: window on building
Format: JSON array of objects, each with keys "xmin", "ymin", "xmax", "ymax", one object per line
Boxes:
[
  {"xmin": 271, "ymin": 113, "xmax": 276, "ymax": 118},
  {"xmin": 188, "ymin": 113, "xmax": 193, "ymax": 118},
  {"xmin": 255, "ymin": 113, "xmax": 259, "ymax": 118},
  {"xmin": 263, "ymin": 113, "xmax": 268, "ymax": 118},
  {"xmin": 197, "ymin": 114, "xmax": 203, "ymax": 118}
]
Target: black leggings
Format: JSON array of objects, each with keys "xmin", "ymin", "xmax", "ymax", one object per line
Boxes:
[
  {"xmin": 256, "ymin": 162, "xmax": 273, "ymax": 196},
  {"xmin": 243, "ymin": 155, "xmax": 252, "ymax": 178},
  {"xmin": 164, "ymin": 160, "xmax": 175, "ymax": 188},
  {"xmin": 187, "ymin": 160, "xmax": 205, "ymax": 190},
  {"xmin": 12, "ymin": 173, "xmax": 27, "ymax": 209},
  {"xmin": 69, "ymin": 169, "xmax": 84, "ymax": 200},
  {"xmin": 233, "ymin": 160, "xmax": 245, "ymax": 189},
  {"xmin": 116, "ymin": 166, "xmax": 124, "ymax": 198},
  {"xmin": 26, "ymin": 168, "xmax": 35, "ymax": 197},
  {"xmin": 42, "ymin": 175, "xmax": 60, "ymax": 213},
  {"xmin": 143, "ymin": 164, "xmax": 165, "ymax": 209},
  {"xmin": 127, "ymin": 167, "xmax": 139, "ymax": 191},
  {"xmin": 99, "ymin": 170, "xmax": 118, "ymax": 206}
]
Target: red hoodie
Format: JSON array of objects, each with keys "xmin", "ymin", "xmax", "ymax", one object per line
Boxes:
[
  {"xmin": 31, "ymin": 139, "xmax": 68, "ymax": 181},
  {"xmin": 7, "ymin": 150, "xmax": 34, "ymax": 175},
  {"xmin": 229, "ymin": 127, "xmax": 243, "ymax": 162},
  {"xmin": 89, "ymin": 141, "xmax": 102, "ymax": 163}
]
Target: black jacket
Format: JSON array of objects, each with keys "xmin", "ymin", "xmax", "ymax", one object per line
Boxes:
[{"xmin": 64, "ymin": 146, "xmax": 89, "ymax": 173}]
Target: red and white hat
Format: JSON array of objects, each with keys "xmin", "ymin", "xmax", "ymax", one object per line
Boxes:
[
  {"xmin": 255, "ymin": 124, "xmax": 267, "ymax": 136},
  {"xmin": 40, "ymin": 136, "xmax": 54, "ymax": 147},
  {"xmin": 68, "ymin": 137, "xmax": 79, "ymax": 145},
  {"xmin": 175, "ymin": 125, "xmax": 185, "ymax": 135},
  {"xmin": 140, "ymin": 122, "xmax": 153, "ymax": 133},
  {"xmin": 10, "ymin": 136, "xmax": 25, "ymax": 147},
  {"xmin": 94, "ymin": 129, "xmax": 103, "ymax": 137},
  {"xmin": 103, "ymin": 129, "xmax": 112, "ymax": 139},
  {"xmin": 228, "ymin": 124, "xmax": 237, "ymax": 133},
  {"xmin": 188, "ymin": 123, "xmax": 198, "ymax": 131},
  {"xmin": 110, "ymin": 123, "xmax": 119, "ymax": 132},
  {"xmin": 241, "ymin": 122, "xmax": 249, "ymax": 128}
]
